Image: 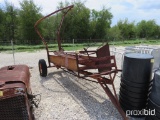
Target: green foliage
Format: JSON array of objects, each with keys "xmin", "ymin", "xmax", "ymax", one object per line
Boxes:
[
  {"xmin": 18, "ymin": 0, "xmax": 42, "ymax": 44},
  {"xmin": 0, "ymin": 2, "xmax": 18, "ymax": 43},
  {"xmin": 60, "ymin": 1, "xmax": 91, "ymax": 39},
  {"xmin": 136, "ymin": 20, "xmax": 159, "ymax": 39},
  {"xmin": 39, "ymin": 1, "xmax": 113, "ymax": 43},
  {"xmin": 42, "ymin": 16, "xmax": 57, "ymax": 40},
  {"xmin": 0, "ymin": 0, "xmax": 160, "ymax": 46},
  {"xmin": 90, "ymin": 7, "xmax": 113, "ymax": 39},
  {"xmin": 1, "ymin": 40, "xmax": 160, "ymax": 52},
  {"xmin": 108, "ymin": 26, "xmax": 121, "ymax": 41},
  {"xmin": 108, "ymin": 19, "xmax": 160, "ymax": 41},
  {"xmin": 0, "ymin": 8, "xmax": 4, "ymax": 39},
  {"xmin": 109, "ymin": 39, "xmax": 160, "ymax": 46},
  {"xmin": 117, "ymin": 19, "xmax": 136, "ymax": 40}
]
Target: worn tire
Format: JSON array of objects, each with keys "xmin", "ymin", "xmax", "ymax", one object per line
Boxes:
[{"xmin": 38, "ymin": 59, "xmax": 47, "ymax": 77}]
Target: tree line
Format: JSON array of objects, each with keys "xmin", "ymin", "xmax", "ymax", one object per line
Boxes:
[{"xmin": 0, "ymin": 0, "xmax": 160, "ymax": 45}]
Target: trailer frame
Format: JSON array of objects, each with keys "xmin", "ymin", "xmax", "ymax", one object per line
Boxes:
[{"xmin": 34, "ymin": 5, "xmax": 128, "ymax": 120}]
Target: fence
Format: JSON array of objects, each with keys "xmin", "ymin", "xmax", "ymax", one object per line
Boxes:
[
  {"xmin": 0, "ymin": 39, "xmax": 121, "ymax": 70},
  {"xmin": 1, "ymin": 39, "xmax": 160, "ymax": 72},
  {"xmin": 0, "ymin": 39, "xmax": 109, "ymax": 45}
]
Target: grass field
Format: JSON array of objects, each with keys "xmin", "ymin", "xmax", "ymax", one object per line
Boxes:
[{"xmin": 0, "ymin": 39, "xmax": 160, "ymax": 52}]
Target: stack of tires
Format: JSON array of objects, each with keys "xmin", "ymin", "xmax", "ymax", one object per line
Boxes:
[
  {"xmin": 119, "ymin": 53, "xmax": 153, "ymax": 117},
  {"xmin": 146, "ymin": 70, "xmax": 160, "ymax": 120}
]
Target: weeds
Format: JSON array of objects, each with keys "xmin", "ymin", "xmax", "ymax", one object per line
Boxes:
[{"xmin": 0, "ymin": 40, "xmax": 160, "ymax": 52}]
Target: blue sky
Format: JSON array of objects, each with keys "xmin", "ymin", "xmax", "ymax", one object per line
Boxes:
[{"xmin": 0, "ymin": 0, "xmax": 160, "ymax": 26}]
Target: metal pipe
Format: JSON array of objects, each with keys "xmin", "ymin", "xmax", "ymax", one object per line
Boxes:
[
  {"xmin": 34, "ymin": 5, "xmax": 74, "ymax": 51},
  {"xmin": 11, "ymin": 39, "xmax": 15, "ymax": 65}
]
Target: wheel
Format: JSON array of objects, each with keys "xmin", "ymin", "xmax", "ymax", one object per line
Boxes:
[{"xmin": 38, "ymin": 59, "xmax": 47, "ymax": 77}]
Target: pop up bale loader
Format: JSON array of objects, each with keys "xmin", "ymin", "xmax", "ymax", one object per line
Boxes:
[{"xmin": 34, "ymin": 5, "xmax": 128, "ymax": 120}]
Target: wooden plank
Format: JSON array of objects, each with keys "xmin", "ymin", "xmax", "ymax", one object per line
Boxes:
[{"xmin": 49, "ymin": 55, "xmax": 78, "ymax": 71}]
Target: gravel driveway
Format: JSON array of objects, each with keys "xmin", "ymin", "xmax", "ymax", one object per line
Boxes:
[{"xmin": 0, "ymin": 47, "xmax": 147, "ymax": 120}]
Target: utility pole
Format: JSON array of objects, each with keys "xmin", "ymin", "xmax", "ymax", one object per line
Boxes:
[{"xmin": 11, "ymin": 7, "xmax": 15, "ymax": 65}]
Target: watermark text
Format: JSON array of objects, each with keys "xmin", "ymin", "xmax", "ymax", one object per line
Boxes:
[{"xmin": 126, "ymin": 109, "xmax": 155, "ymax": 116}]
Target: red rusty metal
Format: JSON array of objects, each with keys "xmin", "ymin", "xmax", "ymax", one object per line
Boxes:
[
  {"xmin": 0, "ymin": 65, "xmax": 31, "ymax": 92},
  {"xmin": 0, "ymin": 65, "xmax": 34, "ymax": 120},
  {"xmin": 34, "ymin": 5, "xmax": 74, "ymax": 67},
  {"xmin": 34, "ymin": 5, "xmax": 128, "ymax": 120}
]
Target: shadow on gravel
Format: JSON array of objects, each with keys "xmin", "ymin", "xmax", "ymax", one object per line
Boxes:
[{"xmin": 40, "ymin": 70, "xmax": 122, "ymax": 120}]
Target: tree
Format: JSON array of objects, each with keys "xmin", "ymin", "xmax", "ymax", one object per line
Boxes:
[
  {"xmin": 0, "ymin": 8, "xmax": 5, "ymax": 41},
  {"xmin": 0, "ymin": 2, "xmax": 18, "ymax": 43},
  {"xmin": 136, "ymin": 20, "xmax": 158, "ymax": 39},
  {"xmin": 52, "ymin": 1, "xmax": 113, "ymax": 42},
  {"xmin": 18, "ymin": 0, "xmax": 42, "ymax": 44},
  {"xmin": 58, "ymin": 1, "xmax": 90, "ymax": 40},
  {"xmin": 117, "ymin": 19, "xmax": 136, "ymax": 40},
  {"xmin": 41, "ymin": 16, "xmax": 57, "ymax": 43},
  {"xmin": 108, "ymin": 25, "xmax": 122, "ymax": 41},
  {"xmin": 90, "ymin": 7, "xmax": 113, "ymax": 39},
  {"xmin": 157, "ymin": 26, "xmax": 160, "ymax": 39}
]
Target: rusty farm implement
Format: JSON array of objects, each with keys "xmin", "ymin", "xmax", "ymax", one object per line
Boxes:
[{"xmin": 34, "ymin": 5, "xmax": 128, "ymax": 120}]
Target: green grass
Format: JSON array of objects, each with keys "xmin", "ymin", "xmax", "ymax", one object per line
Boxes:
[
  {"xmin": 109, "ymin": 39, "xmax": 160, "ymax": 46},
  {"xmin": 0, "ymin": 43, "xmax": 100, "ymax": 52},
  {"xmin": 0, "ymin": 40, "xmax": 160, "ymax": 52}
]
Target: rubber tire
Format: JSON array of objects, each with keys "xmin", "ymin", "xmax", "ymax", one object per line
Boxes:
[{"xmin": 38, "ymin": 59, "xmax": 47, "ymax": 77}]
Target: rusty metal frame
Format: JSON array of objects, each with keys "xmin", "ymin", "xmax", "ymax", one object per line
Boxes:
[
  {"xmin": 34, "ymin": 5, "xmax": 74, "ymax": 67},
  {"xmin": 0, "ymin": 65, "xmax": 33, "ymax": 120},
  {"xmin": 34, "ymin": 5, "xmax": 128, "ymax": 120}
]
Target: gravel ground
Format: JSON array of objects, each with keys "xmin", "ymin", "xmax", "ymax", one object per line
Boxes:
[{"xmin": 0, "ymin": 47, "xmax": 150, "ymax": 120}]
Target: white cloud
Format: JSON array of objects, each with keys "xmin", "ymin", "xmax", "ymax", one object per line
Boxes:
[
  {"xmin": 106, "ymin": 0, "xmax": 160, "ymax": 25},
  {"xmin": 0, "ymin": 0, "xmax": 160, "ymax": 26}
]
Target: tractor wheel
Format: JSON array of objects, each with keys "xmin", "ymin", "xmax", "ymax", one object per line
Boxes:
[{"xmin": 38, "ymin": 59, "xmax": 47, "ymax": 77}]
